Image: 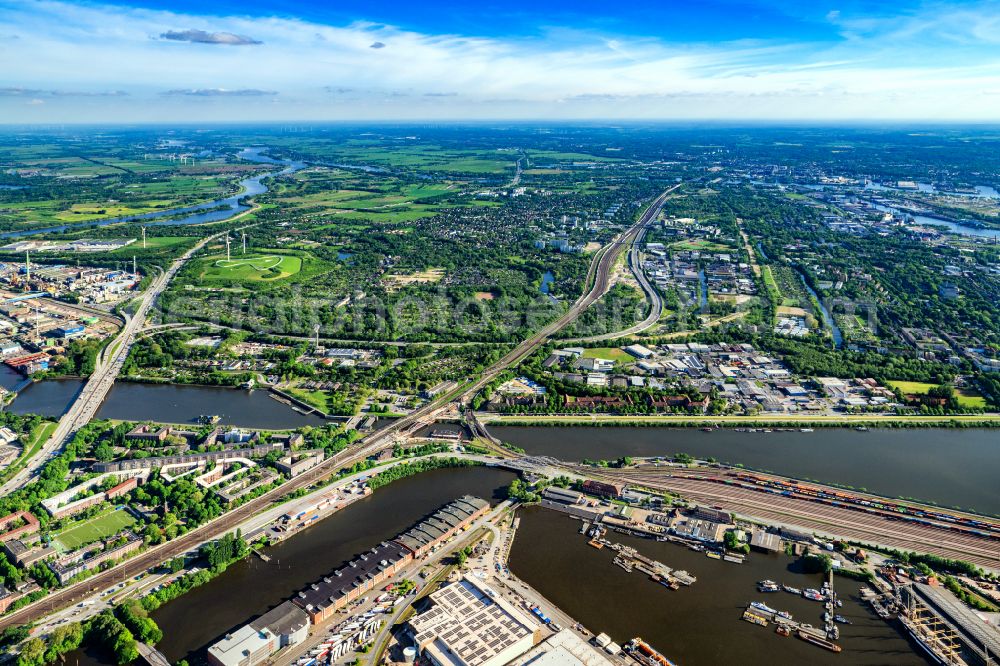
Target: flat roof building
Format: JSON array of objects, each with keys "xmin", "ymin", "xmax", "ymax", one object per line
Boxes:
[
  {"xmin": 507, "ymin": 629, "xmax": 615, "ymax": 666},
  {"xmin": 207, "ymin": 624, "xmax": 275, "ymax": 666},
  {"xmin": 408, "ymin": 576, "xmax": 540, "ymax": 666}
]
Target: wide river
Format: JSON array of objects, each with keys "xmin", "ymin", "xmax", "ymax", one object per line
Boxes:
[
  {"xmin": 6, "ymin": 379, "xmax": 328, "ymax": 429},
  {"xmin": 69, "ymin": 466, "xmax": 517, "ymax": 666},
  {"xmin": 492, "ymin": 425, "xmax": 1000, "ymax": 516},
  {"xmin": 0, "ymin": 148, "xmax": 303, "ymax": 239},
  {"xmin": 509, "ymin": 506, "xmax": 929, "ymax": 666}
]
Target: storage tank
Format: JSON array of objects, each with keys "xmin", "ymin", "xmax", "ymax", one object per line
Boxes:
[{"xmin": 403, "ymin": 647, "xmax": 417, "ymax": 663}]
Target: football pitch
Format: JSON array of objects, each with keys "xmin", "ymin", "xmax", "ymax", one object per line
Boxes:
[{"xmin": 54, "ymin": 509, "xmax": 137, "ymax": 550}]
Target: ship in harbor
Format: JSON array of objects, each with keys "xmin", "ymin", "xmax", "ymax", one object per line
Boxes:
[
  {"xmin": 897, "ymin": 593, "xmax": 967, "ymax": 665},
  {"xmin": 757, "ymin": 579, "xmax": 780, "ymax": 593},
  {"xmin": 625, "ymin": 637, "xmax": 679, "ymax": 666},
  {"xmin": 797, "ymin": 629, "xmax": 843, "ymax": 653}
]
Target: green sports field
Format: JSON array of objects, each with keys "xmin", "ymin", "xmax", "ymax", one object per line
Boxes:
[{"xmin": 54, "ymin": 509, "xmax": 137, "ymax": 550}]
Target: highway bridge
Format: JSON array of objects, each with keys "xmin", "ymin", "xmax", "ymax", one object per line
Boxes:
[
  {"xmin": 0, "ymin": 184, "xmax": 682, "ymax": 630},
  {"xmin": 0, "ymin": 231, "xmax": 228, "ymax": 496}
]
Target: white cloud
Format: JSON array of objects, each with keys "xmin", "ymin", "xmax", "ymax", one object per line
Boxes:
[{"xmin": 1, "ymin": 0, "xmax": 999, "ymax": 121}]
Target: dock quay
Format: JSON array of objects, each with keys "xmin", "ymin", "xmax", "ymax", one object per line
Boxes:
[{"xmin": 595, "ymin": 539, "xmax": 696, "ymax": 588}]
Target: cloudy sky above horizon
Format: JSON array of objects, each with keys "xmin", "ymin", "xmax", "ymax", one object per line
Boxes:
[{"xmin": 2, "ymin": 0, "xmax": 1000, "ymax": 123}]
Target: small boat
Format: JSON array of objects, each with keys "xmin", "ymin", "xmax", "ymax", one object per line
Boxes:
[
  {"xmin": 742, "ymin": 610, "xmax": 769, "ymax": 627},
  {"xmin": 199, "ymin": 414, "xmax": 221, "ymax": 424},
  {"xmin": 855, "ymin": 425, "xmax": 869, "ymax": 432},
  {"xmin": 706, "ymin": 551, "xmax": 722, "ymax": 560},
  {"xmin": 782, "ymin": 585, "xmax": 801, "ymax": 594},
  {"xmin": 701, "ymin": 427, "xmax": 713, "ymax": 432},
  {"xmin": 776, "ymin": 610, "xmax": 793, "ymax": 620},
  {"xmin": 797, "ymin": 629, "xmax": 842, "ymax": 653},
  {"xmin": 688, "ymin": 544, "xmax": 705, "ymax": 552},
  {"xmin": 758, "ymin": 582, "xmax": 780, "ymax": 593},
  {"xmin": 751, "ymin": 601, "xmax": 778, "ymax": 614},
  {"xmin": 823, "ymin": 612, "xmax": 832, "ymax": 622},
  {"xmin": 800, "ymin": 428, "xmax": 814, "ymax": 432},
  {"xmin": 803, "ymin": 588, "xmax": 825, "ymax": 601},
  {"xmin": 775, "ymin": 624, "xmax": 791, "ymax": 637},
  {"xmin": 834, "ymin": 615, "xmax": 851, "ymax": 624}
]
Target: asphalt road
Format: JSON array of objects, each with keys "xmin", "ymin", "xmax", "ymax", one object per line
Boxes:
[
  {"xmin": 0, "ymin": 184, "xmax": 680, "ymax": 629},
  {"xmin": 0, "ymin": 233, "xmax": 226, "ymax": 496}
]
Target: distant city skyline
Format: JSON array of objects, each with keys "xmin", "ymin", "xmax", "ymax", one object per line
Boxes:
[{"xmin": 2, "ymin": 0, "xmax": 1000, "ymax": 122}]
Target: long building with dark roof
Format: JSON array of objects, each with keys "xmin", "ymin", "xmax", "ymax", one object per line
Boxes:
[
  {"xmin": 292, "ymin": 541, "xmax": 412, "ymax": 624},
  {"xmin": 289, "ymin": 495, "xmax": 490, "ymax": 625},
  {"xmin": 395, "ymin": 495, "xmax": 489, "ymax": 557}
]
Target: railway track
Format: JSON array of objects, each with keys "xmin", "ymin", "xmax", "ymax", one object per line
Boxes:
[
  {"xmin": 589, "ymin": 467, "xmax": 1000, "ymax": 569},
  {"xmin": 0, "ymin": 185, "xmax": 681, "ymax": 630}
]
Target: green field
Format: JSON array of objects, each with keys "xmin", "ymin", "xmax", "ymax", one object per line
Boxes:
[
  {"xmin": 197, "ymin": 251, "xmax": 303, "ymax": 281},
  {"xmin": 669, "ymin": 239, "xmax": 732, "ymax": 252},
  {"xmin": 54, "ymin": 509, "xmax": 136, "ymax": 550},
  {"xmin": 887, "ymin": 380, "xmax": 988, "ymax": 408},
  {"xmin": 582, "ymin": 347, "xmax": 633, "ymax": 363}
]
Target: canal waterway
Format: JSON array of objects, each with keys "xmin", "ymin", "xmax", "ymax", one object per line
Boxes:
[
  {"xmin": 6, "ymin": 380, "xmax": 327, "ymax": 429},
  {"xmin": 509, "ymin": 506, "xmax": 929, "ymax": 666},
  {"xmin": 153, "ymin": 465, "xmax": 514, "ymax": 664},
  {"xmin": 797, "ymin": 270, "xmax": 843, "ymax": 347},
  {"xmin": 492, "ymin": 426, "xmax": 1000, "ymax": 516}
]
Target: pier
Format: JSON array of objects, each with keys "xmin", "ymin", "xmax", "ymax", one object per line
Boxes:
[{"xmin": 596, "ymin": 538, "xmax": 697, "ymax": 589}]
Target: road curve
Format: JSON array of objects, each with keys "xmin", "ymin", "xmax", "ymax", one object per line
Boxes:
[
  {"xmin": 0, "ymin": 185, "xmax": 680, "ymax": 629},
  {"xmin": 0, "ymin": 233, "xmax": 226, "ymax": 496}
]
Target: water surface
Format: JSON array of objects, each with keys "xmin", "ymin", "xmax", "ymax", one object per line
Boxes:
[
  {"xmin": 493, "ymin": 426, "xmax": 1000, "ymax": 515},
  {"xmin": 509, "ymin": 506, "xmax": 928, "ymax": 666}
]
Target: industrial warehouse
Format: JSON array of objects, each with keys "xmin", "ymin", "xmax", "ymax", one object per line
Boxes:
[{"xmin": 207, "ymin": 496, "xmax": 490, "ymax": 666}]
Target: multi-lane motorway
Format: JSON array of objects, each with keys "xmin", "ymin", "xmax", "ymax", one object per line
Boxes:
[
  {"xmin": 0, "ymin": 232, "xmax": 226, "ymax": 496},
  {"xmin": 0, "ymin": 184, "xmax": 680, "ymax": 629}
]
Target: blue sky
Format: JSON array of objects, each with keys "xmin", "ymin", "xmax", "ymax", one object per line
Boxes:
[{"xmin": 1, "ymin": 0, "xmax": 999, "ymax": 122}]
